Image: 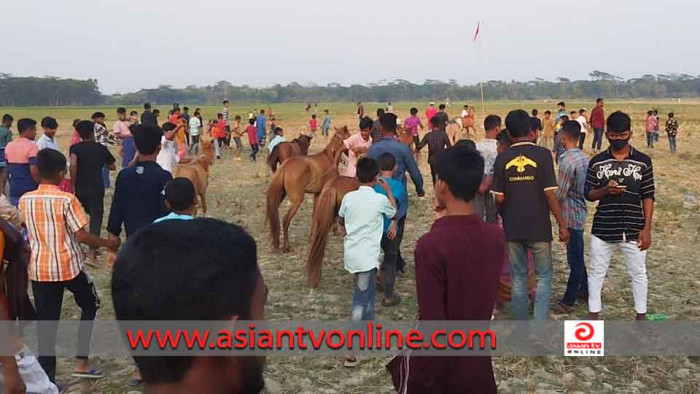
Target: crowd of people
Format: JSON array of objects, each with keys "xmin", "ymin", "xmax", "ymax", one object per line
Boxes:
[{"xmin": 0, "ymin": 96, "xmax": 669, "ymax": 393}]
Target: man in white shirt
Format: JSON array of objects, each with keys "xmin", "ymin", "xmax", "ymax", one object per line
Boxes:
[
  {"xmin": 475, "ymin": 114, "xmax": 501, "ymax": 223},
  {"xmin": 156, "ymin": 123, "xmax": 180, "ymax": 174},
  {"xmin": 575, "ymin": 109, "xmax": 588, "ymax": 150},
  {"xmin": 338, "ymin": 157, "xmax": 396, "ymax": 367},
  {"xmin": 188, "ymin": 110, "xmax": 202, "ymax": 155},
  {"xmin": 461, "ymin": 105, "xmax": 469, "ymax": 119},
  {"xmin": 37, "ymin": 117, "xmax": 59, "ymax": 151}
]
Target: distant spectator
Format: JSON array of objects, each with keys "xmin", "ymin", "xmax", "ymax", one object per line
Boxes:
[
  {"xmin": 665, "ymin": 112, "xmax": 678, "ymax": 154},
  {"xmin": 5, "ymin": 118, "xmax": 40, "ymax": 205},
  {"xmin": 36, "ymin": 117, "xmax": 59, "ymax": 151},
  {"xmin": 113, "ymin": 107, "xmax": 136, "ymax": 168},
  {"xmin": 140, "ymin": 103, "xmax": 158, "ymax": 127},
  {"xmin": 590, "ymin": 98, "xmax": 605, "ymax": 152}
]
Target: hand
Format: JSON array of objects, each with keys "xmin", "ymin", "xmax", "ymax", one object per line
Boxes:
[
  {"xmin": 377, "ymin": 178, "xmax": 391, "ymax": 194},
  {"xmin": 107, "ymin": 235, "xmax": 121, "ymax": 252},
  {"xmin": 637, "ymin": 228, "xmax": 652, "ymax": 251},
  {"xmin": 3, "ymin": 365, "xmax": 27, "ymax": 394},
  {"xmin": 559, "ymin": 226, "xmax": 570, "ymax": 244},
  {"xmin": 387, "ymin": 221, "xmax": 398, "ymax": 240}
]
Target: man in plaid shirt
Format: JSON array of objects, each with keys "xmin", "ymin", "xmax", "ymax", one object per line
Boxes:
[
  {"xmin": 91, "ymin": 112, "xmax": 117, "ymax": 188},
  {"xmin": 553, "ymin": 120, "xmax": 589, "ymax": 313}
]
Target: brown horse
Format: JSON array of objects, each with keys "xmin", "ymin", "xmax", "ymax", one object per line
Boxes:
[
  {"xmin": 306, "ymin": 175, "xmax": 359, "ymax": 288},
  {"xmin": 267, "ymin": 134, "xmax": 313, "ymax": 172},
  {"xmin": 266, "ymin": 126, "xmax": 351, "ymax": 252}
]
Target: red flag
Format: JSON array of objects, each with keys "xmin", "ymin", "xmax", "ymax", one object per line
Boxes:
[{"xmin": 472, "ymin": 22, "xmax": 480, "ymax": 42}]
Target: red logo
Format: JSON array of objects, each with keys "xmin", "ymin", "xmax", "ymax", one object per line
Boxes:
[{"xmin": 574, "ymin": 322, "xmax": 595, "ymax": 341}]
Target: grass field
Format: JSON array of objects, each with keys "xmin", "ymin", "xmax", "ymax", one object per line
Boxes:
[{"xmin": 1, "ymin": 101, "xmax": 699, "ymax": 393}]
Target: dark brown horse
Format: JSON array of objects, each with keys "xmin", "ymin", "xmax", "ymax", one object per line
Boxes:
[
  {"xmin": 266, "ymin": 127, "xmax": 351, "ymax": 252},
  {"xmin": 306, "ymin": 175, "xmax": 359, "ymax": 288},
  {"xmin": 267, "ymin": 134, "xmax": 313, "ymax": 172}
]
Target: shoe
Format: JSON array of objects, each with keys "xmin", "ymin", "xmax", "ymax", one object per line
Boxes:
[{"xmin": 382, "ymin": 293, "xmax": 402, "ymax": 307}]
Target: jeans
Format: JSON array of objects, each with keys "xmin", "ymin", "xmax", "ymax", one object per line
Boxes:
[
  {"xmin": 121, "ymin": 137, "xmax": 136, "ymax": 168},
  {"xmin": 350, "ymin": 269, "xmax": 377, "ymax": 322},
  {"xmin": 562, "ymin": 229, "xmax": 587, "ymax": 306},
  {"xmin": 101, "ymin": 166, "xmax": 110, "ymax": 188},
  {"xmin": 395, "ymin": 215, "xmax": 407, "ymax": 272},
  {"xmin": 591, "ymin": 128, "xmax": 604, "ymax": 151},
  {"xmin": 507, "ymin": 241, "xmax": 552, "ymax": 321},
  {"xmin": 668, "ymin": 135, "xmax": 677, "ymax": 153},
  {"xmin": 214, "ymin": 137, "xmax": 222, "ymax": 158},
  {"xmin": 474, "ymin": 192, "xmax": 498, "ymax": 224},
  {"xmin": 646, "ymin": 132, "xmax": 654, "ymax": 148},
  {"xmin": 250, "ymin": 144, "xmax": 259, "ymax": 161},
  {"xmin": 578, "ymin": 133, "xmax": 586, "ymax": 150},
  {"xmin": 75, "ymin": 187, "xmax": 105, "ymax": 240},
  {"xmin": 588, "ymin": 235, "xmax": 648, "ymax": 314},
  {"xmin": 189, "ymin": 135, "xmax": 200, "ymax": 155},
  {"xmin": 32, "ymin": 272, "xmax": 100, "ymax": 382},
  {"xmin": 380, "ymin": 232, "xmax": 399, "ymax": 299}
]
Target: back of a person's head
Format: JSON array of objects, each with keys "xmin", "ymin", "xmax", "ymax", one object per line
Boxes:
[
  {"xmin": 454, "ymin": 139, "xmax": 476, "ymax": 151},
  {"xmin": 2, "ymin": 114, "xmax": 13, "ymax": 124},
  {"xmin": 379, "ymin": 113, "xmax": 397, "ymax": 133},
  {"xmin": 248, "ymin": 118, "xmax": 255, "ymax": 125},
  {"xmin": 91, "ymin": 111, "xmax": 105, "ymax": 120},
  {"xmin": 273, "ymin": 127, "xmax": 283, "ymax": 135},
  {"xmin": 377, "ymin": 152, "xmax": 396, "ymax": 171},
  {"xmin": 76, "ymin": 120, "xmax": 95, "ymax": 139},
  {"xmin": 435, "ymin": 145, "xmax": 484, "ymax": 202},
  {"xmin": 439, "ymin": 104, "xmax": 446, "ymax": 110},
  {"xmin": 560, "ymin": 115, "xmax": 569, "ymax": 122},
  {"xmin": 111, "ymin": 218, "xmax": 260, "ymax": 384},
  {"xmin": 483, "ymin": 114, "xmax": 501, "ymax": 131},
  {"xmin": 40, "ymin": 116, "xmax": 58, "ymax": 129},
  {"xmin": 165, "ymin": 178, "xmax": 196, "ymax": 211},
  {"xmin": 17, "ymin": 118, "xmax": 36, "ymax": 134},
  {"xmin": 223, "ymin": 100, "xmax": 229, "ymax": 105},
  {"xmin": 359, "ymin": 116, "xmax": 373, "ymax": 130},
  {"xmin": 607, "ymin": 111, "xmax": 631, "ymax": 133},
  {"xmin": 668, "ymin": 112, "xmax": 674, "ymax": 118},
  {"xmin": 410, "ymin": 107, "xmax": 418, "ymax": 116},
  {"xmin": 561, "ymin": 120, "xmax": 582, "ymax": 141},
  {"xmin": 531, "ymin": 109, "xmax": 538, "ymax": 116},
  {"xmin": 529, "ymin": 117, "xmax": 542, "ymax": 132},
  {"xmin": 497, "ymin": 129, "xmax": 511, "ymax": 148},
  {"xmin": 37, "ymin": 148, "xmax": 66, "ymax": 180},
  {"xmin": 505, "ymin": 109, "xmax": 531, "ymax": 138},
  {"xmin": 356, "ymin": 157, "xmax": 379, "ymax": 183},
  {"xmin": 544, "ymin": 110, "xmax": 551, "ymax": 116},
  {"xmin": 376, "ymin": 108, "xmax": 385, "ymax": 117},
  {"xmin": 430, "ymin": 116, "xmax": 441, "ymax": 128},
  {"xmin": 133, "ymin": 124, "xmax": 164, "ymax": 155},
  {"xmin": 144, "ymin": 103, "xmax": 152, "ymax": 110}
]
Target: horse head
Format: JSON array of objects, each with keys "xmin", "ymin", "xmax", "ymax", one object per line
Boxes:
[
  {"xmin": 325, "ymin": 126, "xmax": 350, "ymax": 157},
  {"xmin": 199, "ymin": 136, "xmax": 216, "ymax": 163}
]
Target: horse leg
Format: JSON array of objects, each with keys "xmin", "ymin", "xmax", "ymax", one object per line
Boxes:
[
  {"xmin": 282, "ymin": 197, "xmax": 303, "ymax": 253},
  {"xmin": 200, "ymin": 192, "xmax": 207, "ymax": 216}
]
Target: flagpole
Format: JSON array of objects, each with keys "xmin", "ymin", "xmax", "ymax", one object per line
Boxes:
[{"xmin": 474, "ymin": 21, "xmax": 485, "ymax": 128}]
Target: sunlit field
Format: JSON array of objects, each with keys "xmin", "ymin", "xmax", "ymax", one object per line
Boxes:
[{"xmin": 1, "ymin": 100, "xmax": 699, "ymax": 393}]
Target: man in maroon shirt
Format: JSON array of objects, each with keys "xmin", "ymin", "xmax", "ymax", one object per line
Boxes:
[
  {"xmin": 388, "ymin": 144, "xmax": 505, "ymax": 394},
  {"xmin": 590, "ymin": 98, "xmax": 605, "ymax": 153}
]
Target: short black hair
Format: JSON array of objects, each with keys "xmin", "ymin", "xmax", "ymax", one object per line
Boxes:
[
  {"xmin": 36, "ymin": 148, "xmax": 66, "ymax": 180},
  {"xmin": 668, "ymin": 112, "xmax": 674, "ymax": 118},
  {"xmin": 454, "ymin": 139, "xmax": 477, "ymax": 150},
  {"xmin": 273, "ymin": 127, "xmax": 283, "ymax": 135},
  {"xmin": 72, "ymin": 119, "xmax": 81, "ymax": 128},
  {"xmin": 430, "ymin": 116, "xmax": 441, "ymax": 127},
  {"xmin": 359, "ymin": 116, "xmax": 373, "ymax": 130},
  {"xmin": 483, "ymin": 114, "xmax": 501, "ymax": 131},
  {"xmin": 153, "ymin": 109, "xmax": 160, "ymax": 115},
  {"xmin": 40, "ymin": 116, "xmax": 58, "ymax": 129},
  {"xmin": 531, "ymin": 109, "xmax": 538, "ymax": 116},
  {"xmin": 561, "ymin": 120, "xmax": 581, "ymax": 141},
  {"xmin": 144, "ymin": 103, "xmax": 152, "ymax": 110},
  {"xmin": 183, "ymin": 107, "xmax": 189, "ymax": 112},
  {"xmin": 544, "ymin": 110, "xmax": 551, "ymax": 115},
  {"xmin": 377, "ymin": 152, "xmax": 396, "ymax": 171},
  {"xmin": 560, "ymin": 115, "xmax": 569, "ymax": 122},
  {"xmin": 379, "ymin": 113, "xmax": 397, "ymax": 133},
  {"xmin": 2, "ymin": 114, "xmax": 14, "ymax": 124},
  {"xmin": 557, "ymin": 101, "xmax": 565, "ymax": 107},
  {"xmin": 439, "ymin": 104, "xmax": 446, "ymax": 110},
  {"xmin": 579, "ymin": 108, "xmax": 586, "ymax": 114},
  {"xmin": 133, "ymin": 124, "xmax": 164, "ymax": 155},
  {"xmin": 76, "ymin": 120, "xmax": 95, "ymax": 139},
  {"xmin": 356, "ymin": 157, "xmax": 379, "ymax": 183},
  {"xmin": 223, "ymin": 100, "xmax": 229, "ymax": 105},
  {"xmin": 376, "ymin": 108, "xmax": 385, "ymax": 117},
  {"xmin": 165, "ymin": 178, "xmax": 196, "ymax": 211},
  {"xmin": 117, "ymin": 107, "xmax": 127, "ymax": 115},
  {"xmin": 410, "ymin": 107, "xmax": 418, "ymax": 115},
  {"xmin": 570, "ymin": 111, "xmax": 577, "ymax": 116},
  {"xmin": 17, "ymin": 118, "xmax": 36, "ymax": 134},
  {"xmin": 607, "ymin": 111, "xmax": 631, "ymax": 134},
  {"xmin": 91, "ymin": 112, "xmax": 105, "ymax": 120},
  {"xmin": 234, "ymin": 115, "xmax": 241, "ymax": 120},
  {"xmin": 435, "ymin": 145, "xmax": 483, "ymax": 202},
  {"xmin": 216, "ymin": 113, "xmax": 223, "ymax": 119},
  {"xmin": 647, "ymin": 110, "xmax": 653, "ymax": 116},
  {"xmin": 497, "ymin": 129, "xmax": 511, "ymax": 148},
  {"xmin": 529, "ymin": 117, "xmax": 542, "ymax": 132},
  {"xmin": 248, "ymin": 118, "xmax": 255, "ymax": 125},
  {"xmin": 112, "ymin": 219, "xmax": 259, "ymax": 384},
  {"xmin": 162, "ymin": 122, "xmax": 176, "ymax": 132},
  {"xmin": 130, "ymin": 110, "xmax": 138, "ymax": 116},
  {"xmin": 596, "ymin": 98, "xmax": 604, "ymax": 103},
  {"xmin": 505, "ymin": 109, "xmax": 531, "ymax": 138}
]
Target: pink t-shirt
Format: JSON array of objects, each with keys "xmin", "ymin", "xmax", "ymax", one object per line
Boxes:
[
  {"xmin": 426, "ymin": 107, "xmax": 438, "ymax": 122},
  {"xmin": 645, "ymin": 115, "xmax": 656, "ymax": 133},
  {"xmin": 69, "ymin": 131, "xmax": 81, "ymax": 147},
  {"xmin": 113, "ymin": 120, "xmax": 132, "ymax": 139},
  {"xmin": 342, "ymin": 133, "xmax": 372, "ymax": 177},
  {"xmin": 404, "ymin": 116, "xmax": 423, "ymax": 136},
  {"xmin": 310, "ymin": 118, "xmax": 318, "ymax": 130}
]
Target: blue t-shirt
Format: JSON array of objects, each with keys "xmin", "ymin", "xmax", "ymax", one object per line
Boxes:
[
  {"xmin": 256, "ymin": 115, "xmax": 266, "ymax": 137},
  {"xmin": 373, "ymin": 176, "xmax": 406, "ymax": 233}
]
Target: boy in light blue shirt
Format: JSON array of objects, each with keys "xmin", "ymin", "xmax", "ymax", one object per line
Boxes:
[
  {"xmin": 153, "ymin": 178, "xmax": 196, "ymax": 223},
  {"xmin": 321, "ymin": 109, "xmax": 332, "ymax": 137},
  {"xmin": 267, "ymin": 127, "xmax": 286, "ymax": 153}
]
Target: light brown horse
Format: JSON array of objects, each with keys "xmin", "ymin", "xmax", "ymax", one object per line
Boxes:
[
  {"xmin": 266, "ymin": 126, "xmax": 351, "ymax": 252},
  {"xmin": 306, "ymin": 175, "xmax": 360, "ymax": 288},
  {"xmin": 267, "ymin": 134, "xmax": 313, "ymax": 172},
  {"xmin": 446, "ymin": 121, "xmax": 462, "ymax": 145}
]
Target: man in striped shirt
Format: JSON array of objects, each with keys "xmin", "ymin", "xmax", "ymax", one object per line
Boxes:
[
  {"xmin": 19, "ymin": 149, "xmax": 120, "ymax": 382},
  {"xmin": 553, "ymin": 121, "xmax": 589, "ymax": 313},
  {"xmin": 585, "ymin": 111, "xmax": 654, "ymax": 321}
]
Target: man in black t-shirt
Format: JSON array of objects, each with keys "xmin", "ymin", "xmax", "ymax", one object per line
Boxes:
[
  {"xmin": 70, "ymin": 121, "xmax": 117, "ymax": 260},
  {"xmin": 584, "ymin": 111, "xmax": 654, "ymax": 321},
  {"xmin": 492, "ymin": 109, "xmax": 569, "ymax": 321}
]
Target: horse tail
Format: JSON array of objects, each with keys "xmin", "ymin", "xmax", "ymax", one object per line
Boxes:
[
  {"xmin": 306, "ymin": 182, "xmax": 339, "ymax": 288},
  {"xmin": 267, "ymin": 145, "xmax": 281, "ymax": 173},
  {"xmin": 266, "ymin": 168, "xmax": 286, "ymax": 251}
]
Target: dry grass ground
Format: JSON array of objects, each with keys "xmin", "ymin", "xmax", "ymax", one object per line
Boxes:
[{"xmin": 1, "ymin": 101, "xmax": 699, "ymax": 393}]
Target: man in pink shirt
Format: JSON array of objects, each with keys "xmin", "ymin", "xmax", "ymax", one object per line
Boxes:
[
  {"xmin": 645, "ymin": 110, "xmax": 656, "ymax": 149},
  {"xmin": 403, "ymin": 107, "xmax": 424, "ymax": 147},
  {"xmin": 113, "ymin": 107, "xmax": 136, "ymax": 168},
  {"xmin": 425, "ymin": 102, "xmax": 437, "ymax": 128},
  {"xmin": 336, "ymin": 117, "xmax": 373, "ymax": 178}
]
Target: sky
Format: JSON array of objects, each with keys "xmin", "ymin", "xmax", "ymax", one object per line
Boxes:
[{"xmin": 4, "ymin": 0, "xmax": 699, "ymax": 94}]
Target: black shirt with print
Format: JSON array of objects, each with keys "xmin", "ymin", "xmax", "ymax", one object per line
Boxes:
[
  {"xmin": 492, "ymin": 142, "xmax": 558, "ymax": 242},
  {"xmin": 585, "ymin": 146, "xmax": 654, "ymax": 243}
]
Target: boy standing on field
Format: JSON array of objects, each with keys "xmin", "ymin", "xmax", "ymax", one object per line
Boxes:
[
  {"xmin": 246, "ymin": 118, "xmax": 259, "ymax": 161},
  {"xmin": 339, "ymin": 157, "xmax": 396, "ymax": 367},
  {"xmin": 416, "ymin": 117, "xmax": 451, "ymax": 185},
  {"xmin": 475, "ymin": 114, "xmax": 501, "ymax": 224},
  {"xmin": 322, "ymin": 110, "xmax": 332, "ymax": 137},
  {"xmin": 232, "ymin": 115, "xmax": 244, "ymax": 161},
  {"xmin": 37, "ymin": 117, "xmax": 59, "ymax": 151},
  {"xmin": 665, "ymin": 112, "xmax": 678, "ymax": 154},
  {"xmin": 20, "ymin": 149, "xmax": 120, "ymax": 383},
  {"xmin": 113, "ymin": 107, "xmax": 136, "ymax": 168},
  {"xmin": 552, "ymin": 121, "xmax": 589, "ymax": 313},
  {"xmin": 541, "ymin": 110, "xmax": 555, "ymax": 148},
  {"xmin": 5, "ymin": 118, "xmax": 40, "ymax": 206}
]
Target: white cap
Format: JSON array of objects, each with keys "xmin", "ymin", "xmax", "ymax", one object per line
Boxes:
[{"xmin": 429, "ymin": 101, "xmax": 435, "ymax": 105}]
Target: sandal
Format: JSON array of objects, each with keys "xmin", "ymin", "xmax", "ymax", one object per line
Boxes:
[
  {"xmin": 344, "ymin": 357, "xmax": 357, "ymax": 368},
  {"xmin": 551, "ymin": 301, "xmax": 575, "ymax": 314},
  {"xmin": 72, "ymin": 367, "xmax": 105, "ymax": 379}
]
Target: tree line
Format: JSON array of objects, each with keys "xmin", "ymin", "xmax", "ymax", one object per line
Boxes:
[{"xmin": 1, "ymin": 71, "xmax": 700, "ymax": 107}]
